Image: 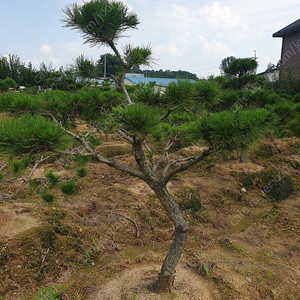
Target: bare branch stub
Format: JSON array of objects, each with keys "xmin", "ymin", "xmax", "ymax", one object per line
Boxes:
[{"xmin": 0, "ymin": 155, "xmax": 51, "ymax": 200}]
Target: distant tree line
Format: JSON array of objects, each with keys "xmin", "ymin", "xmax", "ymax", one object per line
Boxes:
[{"xmin": 0, "ymin": 53, "xmax": 198, "ymax": 92}]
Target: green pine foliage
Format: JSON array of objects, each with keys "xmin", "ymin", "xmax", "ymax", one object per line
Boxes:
[
  {"xmin": 0, "ymin": 93, "xmax": 42, "ymax": 115},
  {"xmin": 77, "ymin": 167, "xmax": 88, "ymax": 178},
  {"xmin": 45, "ymin": 170, "xmax": 60, "ymax": 188},
  {"xmin": 40, "ymin": 90, "xmax": 76, "ymax": 125},
  {"xmin": 62, "ymin": 0, "xmax": 139, "ymax": 46},
  {"xmin": 76, "ymin": 88, "xmax": 124, "ymax": 121},
  {"xmin": 41, "ymin": 193, "xmax": 55, "ymax": 203},
  {"xmin": 287, "ymin": 115, "xmax": 300, "ymax": 137},
  {"xmin": 0, "ymin": 115, "xmax": 68, "ymax": 154},
  {"xmin": 10, "ymin": 160, "xmax": 23, "ymax": 174},
  {"xmin": 114, "ymin": 103, "xmax": 161, "ymax": 137},
  {"xmin": 164, "ymin": 80, "xmax": 194, "ymax": 106},
  {"xmin": 131, "ymin": 83, "xmax": 162, "ymax": 105},
  {"xmin": 186, "ymin": 109, "xmax": 275, "ymax": 151},
  {"xmin": 60, "ymin": 181, "xmax": 76, "ymax": 195},
  {"xmin": 193, "ymin": 80, "xmax": 221, "ymax": 109}
]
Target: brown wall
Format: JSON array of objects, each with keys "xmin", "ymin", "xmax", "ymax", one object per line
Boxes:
[{"xmin": 281, "ymin": 31, "xmax": 300, "ymax": 77}]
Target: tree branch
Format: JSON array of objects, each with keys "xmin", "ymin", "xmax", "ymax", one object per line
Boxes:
[
  {"xmin": 143, "ymin": 141, "xmax": 154, "ymax": 166},
  {"xmin": 160, "ymin": 105, "xmax": 182, "ymax": 121},
  {"xmin": 100, "ymin": 211, "xmax": 140, "ymax": 238},
  {"xmin": 162, "ymin": 147, "xmax": 212, "ymax": 184},
  {"xmin": 116, "ymin": 129, "xmax": 133, "ymax": 144},
  {"xmin": 152, "ymin": 135, "xmax": 177, "ymax": 173},
  {"xmin": 0, "ymin": 163, "xmax": 8, "ymax": 172},
  {"xmin": 55, "ymin": 149, "xmax": 96, "ymax": 157}
]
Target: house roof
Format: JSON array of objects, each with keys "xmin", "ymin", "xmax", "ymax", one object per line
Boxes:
[
  {"xmin": 125, "ymin": 77, "xmax": 180, "ymax": 86},
  {"xmin": 273, "ymin": 19, "xmax": 300, "ymax": 37}
]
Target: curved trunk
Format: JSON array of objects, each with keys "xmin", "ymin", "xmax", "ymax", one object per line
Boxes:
[{"xmin": 149, "ymin": 182, "xmax": 189, "ymax": 293}]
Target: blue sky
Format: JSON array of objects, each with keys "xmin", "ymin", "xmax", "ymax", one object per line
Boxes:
[{"xmin": 1, "ymin": 0, "xmax": 300, "ymax": 77}]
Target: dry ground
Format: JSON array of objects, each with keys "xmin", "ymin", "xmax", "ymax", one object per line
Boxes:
[{"xmin": 0, "ymin": 130, "xmax": 300, "ymax": 300}]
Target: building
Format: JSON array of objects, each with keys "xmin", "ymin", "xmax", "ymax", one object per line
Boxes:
[
  {"xmin": 273, "ymin": 19, "xmax": 300, "ymax": 77},
  {"xmin": 257, "ymin": 69, "xmax": 280, "ymax": 83},
  {"xmin": 125, "ymin": 73, "xmax": 144, "ymax": 78},
  {"xmin": 124, "ymin": 76, "xmax": 180, "ymax": 87}
]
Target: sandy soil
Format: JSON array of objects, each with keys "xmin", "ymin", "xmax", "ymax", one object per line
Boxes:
[{"xmin": 92, "ymin": 264, "xmax": 213, "ymax": 300}]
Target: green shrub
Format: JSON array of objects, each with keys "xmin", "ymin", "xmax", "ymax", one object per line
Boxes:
[
  {"xmin": 77, "ymin": 167, "xmax": 88, "ymax": 178},
  {"xmin": 60, "ymin": 181, "xmax": 76, "ymax": 195},
  {"xmin": 67, "ymin": 84, "xmax": 77, "ymax": 91},
  {"xmin": 40, "ymin": 90, "xmax": 76, "ymax": 125},
  {"xmin": 41, "ymin": 193, "xmax": 55, "ymax": 203},
  {"xmin": 34, "ymin": 284, "xmax": 66, "ymax": 300},
  {"xmin": 269, "ymin": 100, "xmax": 295, "ymax": 124},
  {"xmin": 131, "ymin": 83, "xmax": 162, "ymax": 105},
  {"xmin": 86, "ymin": 134, "xmax": 100, "ymax": 146},
  {"xmin": 249, "ymin": 89, "xmax": 283, "ymax": 107},
  {"xmin": 3, "ymin": 78, "xmax": 17, "ymax": 89},
  {"xmin": 45, "ymin": 170, "xmax": 60, "ymax": 187},
  {"xmin": 293, "ymin": 93, "xmax": 300, "ymax": 103},
  {"xmin": 114, "ymin": 103, "xmax": 161, "ymax": 136},
  {"xmin": 77, "ymin": 88, "xmax": 124, "ymax": 120},
  {"xmin": 0, "ymin": 115, "xmax": 67, "ymax": 154},
  {"xmin": 187, "ymin": 108, "xmax": 275, "ymax": 151},
  {"xmin": 10, "ymin": 160, "xmax": 23, "ymax": 174},
  {"xmin": 168, "ymin": 111, "xmax": 197, "ymax": 124},
  {"xmin": 193, "ymin": 80, "xmax": 221, "ymax": 109},
  {"xmin": 287, "ymin": 115, "xmax": 300, "ymax": 137},
  {"xmin": 0, "ymin": 93, "xmax": 15, "ymax": 112},
  {"xmin": 71, "ymin": 156, "xmax": 89, "ymax": 167},
  {"xmin": 22, "ymin": 156, "xmax": 33, "ymax": 169},
  {"xmin": 10, "ymin": 94, "xmax": 42, "ymax": 115},
  {"xmin": 259, "ymin": 170, "xmax": 294, "ymax": 202},
  {"xmin": 219, "ymin": 90, "xmax": 240, "ymax": 110},
  {"xmin": 75, "ymin": 82, "xmax": 84, "ymax": 89},
  {"xmin": 0, "ymin": 80, "xmax": 9, "ymax": 92},
  {"xmin": 164, "ymin": 80, "xmax": 194, "ymax": 106}
]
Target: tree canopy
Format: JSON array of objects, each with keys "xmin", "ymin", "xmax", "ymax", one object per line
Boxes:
[{"xmin": 224, "ymin": 58, "xmax": 258, "ymax": 78}]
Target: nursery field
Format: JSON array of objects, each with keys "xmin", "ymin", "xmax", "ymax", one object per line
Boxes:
[{"xmin": 0, "ymin": 78, "xmax": 299, "ymax": 300}]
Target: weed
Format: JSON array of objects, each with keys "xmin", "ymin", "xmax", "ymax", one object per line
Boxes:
[
  {"xmin": 131, "ymin": 293, "xmax": 137, "ymax": 300},
  {"xmin": 22, "ymin": 156, "xmax": 33, "ymax": 168},
  {"xmin": 45, "ymin": 170, "xmax": 60, "ymax": 188},
  {"xmin": 10, "ymin": 160, "xmax": 23, "ymax": 174},
  {"xmin": 77, "ymin": 167, "xmax": 88, "ymax": 178},
  {"xmin": 41, "ymin": 193, "xmax": 55, "ymax": 203},
  {"xmin": 86, "ymin": 134, "xmax": 100, "ymax": 146},
  {"xmin": 60, "ymin": 181, "xmax": 76, "ymax": 195},
  {"xmin": 192, "ymin": 235, "xmax": 200, "ymax": 241},
  {"xmin": 34, "ymin": 285, "xmax": 66, "ymax": 300},
  {"xmin": 0, "ymin": 172, "xmax": 3, "ymax": 180},
  {"xmin": 83, "ymin": 253, "xmax": 89, "ymax": 266},
  {"xmin": 203, "ymin": 263, "xmax": 210, "ymax": 278}
]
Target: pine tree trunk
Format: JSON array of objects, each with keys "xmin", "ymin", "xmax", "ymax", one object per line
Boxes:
[{"xmin": 149, "ymin": 182, "xmax": 189, "ymax": 293}]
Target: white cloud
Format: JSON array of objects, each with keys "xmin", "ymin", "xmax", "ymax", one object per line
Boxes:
[
  {"xmin": 198, "ymin": 2, "xmax": 249, "ymax": 40},
  {"xmin": 154, "ymin": 43, "xmax": 182, "ymax": 57},
  {"xmin": 39, "ymin": 44, "xmax": 53, "ymax": 55}
]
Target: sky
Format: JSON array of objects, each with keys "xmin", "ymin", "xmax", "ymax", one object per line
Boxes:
[{"xmin": 1, "ymin": 0, "xmax": 300, "ymax": 78}]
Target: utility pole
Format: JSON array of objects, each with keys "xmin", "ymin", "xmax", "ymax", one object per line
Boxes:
[{"xmin": 104, "ymin": 54, "xmax": 107, "ymax": 78}]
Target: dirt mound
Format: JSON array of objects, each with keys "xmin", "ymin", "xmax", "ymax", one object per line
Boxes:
[
  {"xmin": 0, "ymin": 204, "xmax": 40, "ymax": 239},
  {"xmin": 217, "ymin": 161, "xmax": 265, "ymax": 173},
  {"xmin": 93, "ymin": 264, "xmax": 212, "ymax": 300}
]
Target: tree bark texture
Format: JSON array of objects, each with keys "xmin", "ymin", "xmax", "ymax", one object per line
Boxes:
[{"xmin": 149, "ymin": 181, "xmax": 189, "ymax": 293}]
